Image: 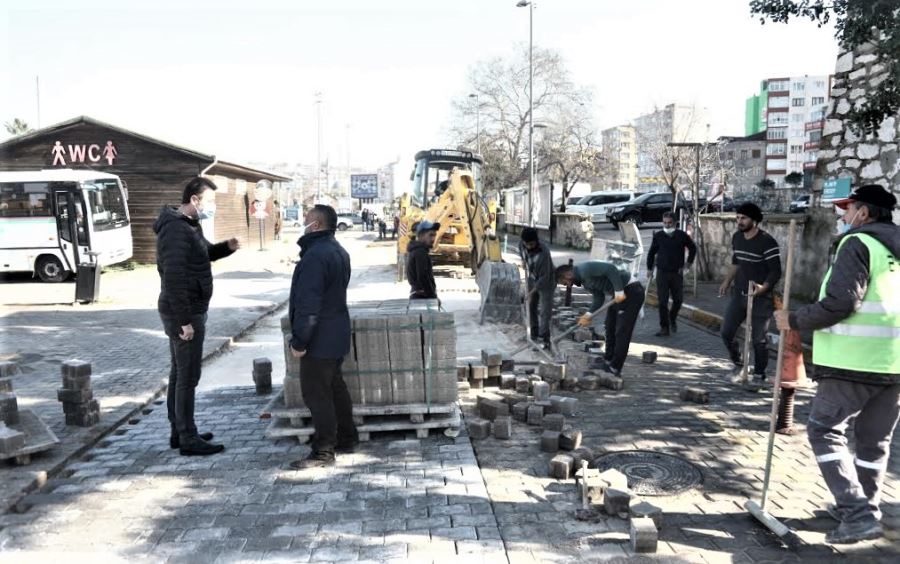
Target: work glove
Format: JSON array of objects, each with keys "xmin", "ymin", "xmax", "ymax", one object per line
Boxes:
[
  {"xmin": 577, "ymin": 313, "xmax": 592, "ymax": 327},
  {"xmin": 614, "ymin": 291, "xmax": 626, "ymax": 304}
]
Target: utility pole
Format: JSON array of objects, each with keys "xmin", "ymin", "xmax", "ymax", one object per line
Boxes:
[
  {"xmin": 315, "ymin": 92, "xmax": 323, "ymax": 201},
  {"xmin": 35, "ymin": 76, "xmax": 41, "ymax": 128},
  {"xmin": 517, "ymin": 0, "xmax": 535, "ymax": 227}
]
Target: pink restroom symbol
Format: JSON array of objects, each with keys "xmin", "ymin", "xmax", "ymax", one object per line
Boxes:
[
  {"xmin": 51, "ymin": 141, "xmax": 66, "ymax": 166},
  {"xmin": 102, "ymin": 141, "xmax": 117, "ymax": 165}
]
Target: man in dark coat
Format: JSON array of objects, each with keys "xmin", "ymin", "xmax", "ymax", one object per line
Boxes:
[
  {"xmin": 647, "ymin": 211, "xmax": 696, "ymax": 336},
  {"xmin": 154, "ymin": 177, "xmax": 239, "ymax": 456},
  {"xmin": 406, "ymin": 220, "xmax": 440, "ymax": 300},
  {"xmin": 288, "ymin": 204, "xmax": 358, "ymax": 469},
  {"xmin": 519, "ymin": 227, "xmax": 555, "ymax": 347}
]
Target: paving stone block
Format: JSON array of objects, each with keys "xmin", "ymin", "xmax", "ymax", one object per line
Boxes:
[
  {"xmin": 62, "ymin": 373, "xmax": 91, "ymax": 391},
  {"xmin": 629, "ymin": 499, "xmax": 663, "ymax": 530},
  {"xmin": 501, "ymin": 392, "xmax": 527, "ymax": 407},
  {"xmin": 549, "ymin": 395, "xmax": 565, "ymax": 413},
  {"xmin": 500, "ymin": 358, "xmax": 515, "ymax": 372},
  {"xmin": 470, "ymin": 365, "xmax": 488, "ymax": 380},
  {"xmin": 641, "ymin": 351, "xmax": 658, "ymax": 364},
  {"xmin": 252, "ymin": 371, "xmax": 272, "ymax": 394},
  {"xmin": 467, "ymin": 418, "xmax": 491, "ymax": 440},
  {"xmin": 532, "ymin": 381, "xmax": 550, "ymax": 402},
  {"xmin": 56, "ymin": 387, "xmax": 93, "ymax": 403},
  {"xmin": 598, "ymin": 374, "xmax": 624, "ymax": 391},
  {"xmin": 540, "ymin": 430, "xmax": 559, "ymax": 452},
  {"xmin": 470, "ymin": 378, "xmax": 484, "ymax": 390},
  {"xmin": 512, "ymin": 402, "xmax": 530, "ymax": 423},
  {"xmin": 0, "ymin": 377, "xmax": 13, "ymax": 393},
  {"xmin": 0, "ymin": 362, "xmax": 21, "ymax": 378},
  {"xmin": 457, "ymin": 365, "xmax": 471, "ymax": 382},
  {"xmin": 526, "ymin": 405, "xmax": 544, "ymax": 426},
  {"xmin": 538, "ymin": 362, "xmax": 565, "ymax": 381},
  {"xmin": 559, "ymin": 427, "xmax": 582, "ymax": 451},
  {"xmin": 598, "ymin": 469, "xmax": 629, "ymax": 492},
  {"xmin": 549, "ymin": 454, "xmax": 574, "ymax": 479},
  {"xmin": 560, "ymin": 397, "xmax": 578, "ymax": 416},
  {"xmin": 514, "ymin": 377, "xmax": 531, "ymax": 394},
  {"xmin": 0, "ymin": 394, "xmax": 20, "ymax": 425},
  {"xmin": 603, "ymin": 488, "xmax": 632, "ymax": 516},
  {"xmin": 560, "ymin": 377, "xmax": 578, "ymax": 391},
  {"xmin": 0, "ymin": 423, "xmax": 25, "ymax": 455},
  {"xmin": 579, "ymin": 375, "xmax": 600, "ymax": 390},
  {"xmin": 680, "ymin": 386, "xmax": 709, "ymax": 404},
  {"xmin": 66, "ymin": 410, "xmax": 100, "ymax": 427},
  {"xmin": 485, "ymin": 375, "xmax": 501, "ymax": 387},
  {"xmin": 487, "ymin": 365, "xmax": 502, "ymax": 377},
  {"xmin": 630, "ymin": 517, "xmax": 658, "ymax": 553},
  {"xmin": 252, "ymin": 357, "xmax": 273, "ymax": 374},
  {"xmin": 571, "ymin": 446, "xmax": 595, "ymax": 470},
  {"xmin": 580, "ymin": 476, "xmax": 605, "ymax": 506},
  {"xmin": 500, "ymin": 374, "xmax": 516, "ymax": 389},
  {"xmin": 481, "ymin": 349, "xmax": 503, "ymax": 367},
  {"xmin": 573, "ymin": 328, "xmax": 593, "ymax": 342},
  {"xmin": 61, "ymin": 359, "xmax": 92, "ymax": 378},
  {"xmin": 478, "ymin": 399, "xmax": 509, "ymax": 421},
  {"xmin": 542, "ymin": 413, "xmax": 565, "ymax": 432},
  {"xmin": 492, "ymin": 416, "xmax": 512, "ymax": 440}
]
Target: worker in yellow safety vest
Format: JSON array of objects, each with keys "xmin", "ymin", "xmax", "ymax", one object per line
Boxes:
[{"xmin": 775, "ymin": 183, "xmax": 899, "ymax": 545}]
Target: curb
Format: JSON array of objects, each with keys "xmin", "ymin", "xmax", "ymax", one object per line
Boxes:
[{"xmin": 6, "ymin": 298, "xmax": 289, "ymax": 514}]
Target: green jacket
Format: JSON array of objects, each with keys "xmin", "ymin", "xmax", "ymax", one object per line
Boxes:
[{"xmin": 574, "ymin": 261, "xmax": 631, "ymax": 312}]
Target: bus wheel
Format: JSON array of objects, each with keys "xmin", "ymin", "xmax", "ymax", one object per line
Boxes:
[{"xmin": 36, "ymin": 256, "xmax": 67, "ymax": 283}]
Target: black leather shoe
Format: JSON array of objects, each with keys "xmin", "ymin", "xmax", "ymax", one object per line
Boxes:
[
  {"xmin": 179, "ymin": 437, "xmax": 225, "ymax": 456},
  {"xmin": 290, "ymin": 452, "xmax": 336, "ymax": 469},
  {"xmin": 655, "ymin": 328, "xmax": 670, "ymax": 337},
  {"xmin": 170, "ymin": 432, "xmax": 214, "ymax": 449}
]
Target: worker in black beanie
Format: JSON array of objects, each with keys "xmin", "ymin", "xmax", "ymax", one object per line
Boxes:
[{"xmin": 718, "ymin": 201, "xmax": 782, "ymax": 387}]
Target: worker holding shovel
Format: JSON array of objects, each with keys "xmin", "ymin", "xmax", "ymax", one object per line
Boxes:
[{"xmin": 774, "ymin": 184, "xmax": 899, "ymax": 545}]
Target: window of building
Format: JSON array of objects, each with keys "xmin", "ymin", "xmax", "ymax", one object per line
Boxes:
[
  {"xmin": 811, "ymin": 96, "xmax": 825, "ymax": 105},
  {"xmin": 767, "ymin": 128, "xmax": 787, "ymax": 140},
  {"xmin": 792, "ymin": 81, "xmax": 806, "ymax": 91},
  {"xmin": 814, "ymin": 80, "xmax": 826, "ymax": 89},
  {"xmin": 752, "ymin": 149, "xmax": 761, "ymax": 159},
  {"xmin": 791, "ymin": 98, "xmax": 805, "ymax": 107},
  {"xmin": 767, "ymin": 144, "xmax": 787, "ymax": 156},
  {"xmin": 769, "ymin": 97, "xmax": 789, "ymax": 109},
  {"xmin": 810, "ymin": 109, "xmax": 826, "ymax": 121},
  {"xmin": 791, "ymin": 114, "xmax": 803, "ymax": 123},
  {"xmin": 768, "ymin": 80, "xmax": 789, "ymax": 92},
  {"xmin": 809, "ymin": 130, "xmax": 823, "ymax": 142},
  {"xmin": 768, "ymin": 113, "xmax": 789, "ymax": 127},
  {"xmin": 790, "ymin": 144, "xmax": 803, "ymax": 154}
]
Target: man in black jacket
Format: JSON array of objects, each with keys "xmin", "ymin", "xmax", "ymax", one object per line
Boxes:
[
  {"xmin": 406, "ymin": 220, "xmax": 439, "ymax": 300},
  {"xmin": 519, "ymin": 227, "xmax": 555, "ymax": 347},
  {"xmin": 154, "ymin": 177, "xmax": 239, "ymax": 456},
  {"xmin": 288, "ymin": 204, "xmax": 358, "ymax": 469},
  {"xmin": 775, "ymin": 184, "xmax": 899, "ymax": 544},
  {"xmin": 718, "ymin": 202, "xmax": 782, "ymax": 386},
  {"xmin": 647, "ymin": 211, "xmax": 696, "ymax": 336}
]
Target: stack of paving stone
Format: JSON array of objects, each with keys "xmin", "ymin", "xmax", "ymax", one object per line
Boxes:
[
  {"xmin": 480, "ymin": 349, "xmax": 503, "ymax": 387},
  {"xmin": 252, "ymin": 358, "xmax": 272, "ymax": 395},
  {"xmin": 0, "ymin": 362, "xmax": 59, "ymax": 465},
  {"xmin": 266, "ymin": 299, "xmax": 460, "ymax": 443},
  {"xmin": 0, "ymin": 370, "xmax": 25, "ymax": 456},
  {"xmin": 57, "ymin": 360, "xmax": 100, "ymax": 427}
]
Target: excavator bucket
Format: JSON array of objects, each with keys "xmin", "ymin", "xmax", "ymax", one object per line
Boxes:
[{"xmin": 476, "ymin": 261, "xmax": 523, "ymax": 324}]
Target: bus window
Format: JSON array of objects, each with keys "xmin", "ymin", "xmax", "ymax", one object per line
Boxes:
[
  {"xmin": 56, "ymin": 193, "xmax": 72, "ymax": 243},
  {"xmin": 83, "ymin": 179, "xmax": 129, "ymax": 231},
  {"xmin": 75, "ymin": 197, "xmax": 88, "ymax": 246},
  {"xmin": 0, "ymin": 182, "xmax": 53, "ymax": 217}
]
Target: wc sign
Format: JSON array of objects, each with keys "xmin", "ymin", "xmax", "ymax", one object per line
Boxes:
[{"xmin": 50, "ymin": 140, "xmax": 118, "ymax": 166}]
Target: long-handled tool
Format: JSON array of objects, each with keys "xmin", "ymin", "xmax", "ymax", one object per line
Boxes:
[
  {"xmin": 745, "ymin": 219, "xmax": 800, "ymax": 548},
  {"xmin": 639, "ymin": 268, "xmax": 655, "ymax": 320},
  {"xmin": 551, "ymin": 300, "xmax": 616, "ymax": 345},
  {"xmin": 735, "ymin": 280, "xmax": 756, "ymax": 385},
  {"xmin": 508, "ymin": 286, "xmax": 556, "ymax": 362}
]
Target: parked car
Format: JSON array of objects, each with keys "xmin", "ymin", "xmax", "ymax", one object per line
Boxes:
[
  {"xmin": 291, "ymin": 212, "xmax": 360, "ymax": 230},
  {"xmin": 700, "ymin": 195, "xmax": 735, "ymax": 213},
  {"xmin": 789, "ymin": 194, "xmax": 811, "ymax": 213},
  {"xmin": 554, "ymin": 195, "xmax": 587, "ymax": 211},
  {"xmin": 606, "ymin": 191, "xmax": 703, "ymax": 228},
  {"xmin": 566, "ymin": 191, "xmax": 636, "ymax": 223}
]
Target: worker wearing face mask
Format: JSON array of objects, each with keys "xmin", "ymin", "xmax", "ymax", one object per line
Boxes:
[
  {"xmin": 774, "ymin": 184, "xmax": 899, "ymax": 544},
  {"xmin": 646, "ymin": 211, "xmax": 696, "ymax": 337}
]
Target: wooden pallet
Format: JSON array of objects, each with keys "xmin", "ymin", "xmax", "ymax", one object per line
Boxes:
[
  {"xmin": 0, "ymin": 410, "xmax": 60, "ymax": 465},
  {"xmin": 262, "ymin": 390, "xmax": 458, "ymax": 421}
]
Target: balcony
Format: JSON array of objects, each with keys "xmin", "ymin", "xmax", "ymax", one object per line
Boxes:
[
  {"xmin": 804, "ymin": 141, "xmax": 821, "ymax": 151},
  {"xmin": 804, "ymin": 161, "xmax": 818, "ymax": 170},
  {"xmin": 805, "ymin": 119, "xmax": 825, "ymax": 131}
]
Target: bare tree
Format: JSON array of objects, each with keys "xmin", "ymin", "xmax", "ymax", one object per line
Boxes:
[
  {"xmin": 4, "ymin": 118, "xmax": 33, "ymax": 136},
  {"xmin": 447, "ymin": 46, "xmax": 591, "ymax": 199},
  {"xmin": 633, "ymin": 104, "xmax": 708, "ymax": 203}
]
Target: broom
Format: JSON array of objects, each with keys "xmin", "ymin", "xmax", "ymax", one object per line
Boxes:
[{"xmin": 744, "ymin": 219, "xmax": 801, "ymax": 548}]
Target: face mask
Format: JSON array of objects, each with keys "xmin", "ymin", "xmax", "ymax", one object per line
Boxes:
[
  {"xmin": 299, "ymin": 221, "xmax": 317, "ymax": 236},
  {"xmin": 663, "ymin": 227, "xmax": 675, "ymax": 235},
  {"xmin": 838, "ymin": 209, "xmax": 858, "ymax": 235},
  {"xmin": 197, "ymin": 202, "xmax": 216, "ymax": 220}
]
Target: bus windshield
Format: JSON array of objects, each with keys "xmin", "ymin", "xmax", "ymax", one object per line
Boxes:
[{"xmin": 82, "ymin": 179, "xmax": 129, "ymax": 232}]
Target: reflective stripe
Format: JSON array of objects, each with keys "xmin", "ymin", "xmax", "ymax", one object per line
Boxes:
[
  {"xmin": 855, "ymin": 457, "xmax": 886, "ymax": 470},
  {"xmin": 858, "ymin": 301, "xmax": 900, "ymax": 315},
  {"xmin": 816, "ymin": 452, "xmax": 847, "ymax": 463},
  {"xmin": 821, "ymin": 324, "xmax": 900, "ymax": 338}
]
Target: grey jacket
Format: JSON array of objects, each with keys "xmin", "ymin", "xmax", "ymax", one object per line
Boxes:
[
  {"xmin": 518, "ymin": 240, "xmax": 555, "ymax": 293},
  {"xmin": 789, "ymin": 221, "xmax": 900, "ymax": 385}
]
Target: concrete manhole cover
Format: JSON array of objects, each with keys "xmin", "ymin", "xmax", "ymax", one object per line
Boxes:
[{"xmin": 594, "ymin": 450, "xmax": 703, "ymax": 496}]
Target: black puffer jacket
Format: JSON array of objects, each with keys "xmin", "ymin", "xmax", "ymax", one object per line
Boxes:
[
  {"xmin": 789, "ymin": 220, "xmax": 900, "ymax": 385},
  {"xmin": 406, "ymin": 240, "xmax": 437, "ymax": 299},
  {"xmin": 153, "ymin": 206, "xmax": 234, "ymax": 325}
]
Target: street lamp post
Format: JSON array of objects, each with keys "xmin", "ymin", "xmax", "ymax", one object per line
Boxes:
[
  {"xmin": 517, "ymin": 0, "xmax": 534, "ymax": 227},
  {"xmin": 468, "ymin": 93, "xmax": 480, "ymax": 154}
]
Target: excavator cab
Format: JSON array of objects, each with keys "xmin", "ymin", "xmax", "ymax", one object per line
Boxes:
[{"xmin": 410, "ymin": 150, "xmax": 484, "ymax": 209}]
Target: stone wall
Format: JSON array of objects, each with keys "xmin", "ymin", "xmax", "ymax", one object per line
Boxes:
[
  {"xmin": 700, "ymin": 209, "xmax": 835, "ymax": 302},
  {"xmin": 553, "ymin": 213, "xmax": 593, "ymax": 250},
  {"xmin": 818, "ymin": 40, "xmax": 899, "ymax": 219}
]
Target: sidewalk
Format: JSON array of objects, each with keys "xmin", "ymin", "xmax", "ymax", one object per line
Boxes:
[{"xmin": 0, "ymin": 234, "xmax": 305, "ymax": 512}]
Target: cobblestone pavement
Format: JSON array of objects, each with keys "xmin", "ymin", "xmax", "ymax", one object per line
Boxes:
[
  {"xmin": 0, "ymin": 231, "xmax": 377, "ymax": 512},
  {"xmin": 466, "ymin": 295, "xmax": 900, "ymax": 562}
]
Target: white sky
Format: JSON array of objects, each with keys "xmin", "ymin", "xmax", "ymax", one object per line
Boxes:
[{"xmin": 1, "ymin": 0, "xmax": 838, "ymax": 172}]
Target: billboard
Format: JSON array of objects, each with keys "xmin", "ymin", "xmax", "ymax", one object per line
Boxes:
[{"xmin": 350, "ymin": 174, "xmax": 378, "ymax": 199}]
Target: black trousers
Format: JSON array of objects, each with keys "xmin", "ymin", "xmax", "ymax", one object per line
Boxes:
[
  {"xmin": 300, "ymin": 357, "xmax": 358, "ymax": 455},
  {"xmin": 160, "ymin": 312, "xmax": 207, "ymax": 440},
  {"xmin": 656, "ymin": 270, "xmax": 684, "ymax": 329},
  {"xmin": 721, "ymin": 289, "xmax": 774, "ymax": 375},
  {"xmin": 528, "ymin": 285, "xmax": 554, "ymax": 342},
  {"xmin": 604, "ymin": 283, "xmax": 645, "ymax": 371}
]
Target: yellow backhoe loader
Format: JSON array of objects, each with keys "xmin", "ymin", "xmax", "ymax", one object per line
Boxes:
[{"xmin": 396, "ymin": 149, "xmax": 522, "ymax": 323}]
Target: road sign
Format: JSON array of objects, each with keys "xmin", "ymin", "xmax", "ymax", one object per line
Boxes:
[
  {"xmin": 822, "ymin": 178, "xmax": 851, "ymax": 201},
  {"xmin": 254, "ymin": 180, "xmax": 273, "ymax": 202},
  {"xmin": 351, "ymin": 174, "xmax": 378, "ymax": 199},
  {"xmin": 253, "ymin": 201, "xmax": 268, "ymax": 219}
]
